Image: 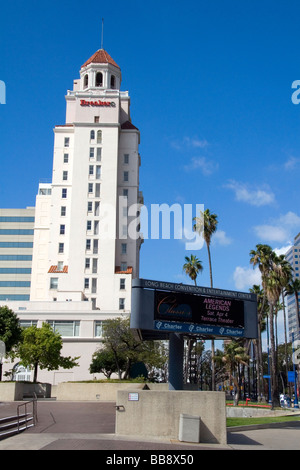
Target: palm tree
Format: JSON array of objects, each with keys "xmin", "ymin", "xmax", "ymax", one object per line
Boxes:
[
  {"xmin": 250, "ymin": 246, "xmax": 288, "ymax": 407},
  {"xmin": 183, "ymin": 254, "xmax": 203, "ymax": 286},
  {"xmin": 194, "ymin": 208, "xmax": 218, "ymax": 390},
  {"xmin": 249, "ymin": 284, "xmax": 267, "ymax": 402},
  {"xmin": 215, "ymin": 341, "xmax": 249, "ymax": 406},
  {"xmin": 194, "ymin": 209, "xmax": 218, "ymax": 288},
  {"xmin": 285, "ymin": 278, "xmax": 300, "ymax": 340}
]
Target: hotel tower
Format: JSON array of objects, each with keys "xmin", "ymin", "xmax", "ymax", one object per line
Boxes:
[{"xmin": 1, "ymin": 48, "xmax": 143, "ymax": 383}]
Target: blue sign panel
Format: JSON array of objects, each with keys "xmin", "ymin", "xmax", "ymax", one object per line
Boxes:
[{"xmin": 154, "ymin": 320, "xmax": 245, "ymax": 338}]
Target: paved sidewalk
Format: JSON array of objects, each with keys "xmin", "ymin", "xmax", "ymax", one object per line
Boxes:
[{"xmin": 0, "ymin": 400, "xmax": 300, "ymax": 450}]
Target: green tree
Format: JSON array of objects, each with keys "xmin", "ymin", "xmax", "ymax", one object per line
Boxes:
[
  {"xmin": 0, "ymin": 306, "xmax": 22, "ymax": 381},
  {"xmin": 15, "ymin": 323, "xmax": 79, "ymax": 382},
  {"xmin": 215, "ymin": 341, "xmax": 249, "ymax": 406},
  {"xmin": 249, "ymin": 285, "xmax": 267, "ymax": 401},
  {"xmin": 90, "ymin": 348, "xmax": 126, "ymax": 379},
  {"xmin": 183, "ymin": 254, "xmax": 203, "ymax": 286}
]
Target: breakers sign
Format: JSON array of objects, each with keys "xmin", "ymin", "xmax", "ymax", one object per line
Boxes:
[{"xmin": 80, "ymin": 99, "xmax": 116, "ymax": 107}]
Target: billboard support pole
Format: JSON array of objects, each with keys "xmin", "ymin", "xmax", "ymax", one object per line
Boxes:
[{"xmin": 168, "ymin": 333, "xmax": 184, "ymax": 390}]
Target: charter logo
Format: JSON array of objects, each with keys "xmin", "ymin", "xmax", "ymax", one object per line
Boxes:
[{"xmin": 0, "ymin": 80, "xmax": 6, "ymax": 104}]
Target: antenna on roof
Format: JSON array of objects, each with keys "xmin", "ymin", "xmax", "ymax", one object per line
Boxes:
[{"xmin": 101, "ymin": 18, "xmax": 104, "ymax": 49}]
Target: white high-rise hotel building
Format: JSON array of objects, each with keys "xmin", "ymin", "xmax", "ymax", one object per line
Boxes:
[{"xmin": 2, "ymin": 48, "xmax": 143, "ymax": 384}]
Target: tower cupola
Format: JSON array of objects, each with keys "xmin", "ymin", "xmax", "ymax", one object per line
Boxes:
[{"xmin": 79, "ymin": 49, "xmax": 121, "ymax": 92}]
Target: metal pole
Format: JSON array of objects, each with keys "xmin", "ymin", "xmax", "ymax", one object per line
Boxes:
[
  {"xmin": 292, "ymin": 333, "xmax": 299, "ymax": 409},
  {"xmin": 168, "ymin": 333, "xmax": 184, "ymax": 390}
]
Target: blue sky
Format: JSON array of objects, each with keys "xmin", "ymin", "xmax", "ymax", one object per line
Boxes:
[{"xmin": 1, "ymin": 0, "xmax": 300, "ymax": 343}]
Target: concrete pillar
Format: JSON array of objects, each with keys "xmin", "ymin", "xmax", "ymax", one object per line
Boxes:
[{"xmin": 168, "ymin": 333, "xmax": 184, "ymax": 390}]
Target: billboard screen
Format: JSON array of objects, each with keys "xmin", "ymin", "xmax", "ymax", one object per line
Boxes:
[{"xmin": 154, "ymin": 290, "xmax": 245, "ymax": 329}]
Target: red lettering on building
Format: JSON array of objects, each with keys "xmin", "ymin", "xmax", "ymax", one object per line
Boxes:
[{"xmin": 80, "ymin": 99, "xmax": 116, "ymax": 107}]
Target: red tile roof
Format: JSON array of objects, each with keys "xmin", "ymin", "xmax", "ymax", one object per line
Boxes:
[
  {"xmin": 48, "ymin": 266, "xmax": 68, "ymax": 273},
  {"xmin": 82, "ymin": 49, "xmax": 120, "ymax": 69},
  {"xmin": 115, "ymin": 266, "xmax": 133, "ymax": 274}
]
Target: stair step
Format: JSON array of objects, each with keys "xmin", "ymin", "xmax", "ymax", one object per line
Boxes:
[
  {"xmin": 0, "ymin": 417, "xmax": 33, "ymax": 433},
  {"xmin": 0, "ymin": 414, "xmax": 29, "ymax": 425},
  {"xmin": 0, "ymin": 424, "xmax": 34, "ymax": 441}
]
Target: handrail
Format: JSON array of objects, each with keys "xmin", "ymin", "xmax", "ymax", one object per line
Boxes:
[{"xmin": 17, "ymin": 393, "xmax": 38, "ymax": 433}]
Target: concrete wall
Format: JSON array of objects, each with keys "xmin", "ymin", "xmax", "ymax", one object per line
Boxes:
[
  {"xmin": 55, "ymin": 382, "xmax": 168, "ymax": 401},
  {"xmin": 0, "ymin": 383, "xmax": 24, "ymax": 401},
  {"xmin": 116, "ymin": 390, "xmax": 227, "ymax": 445}
]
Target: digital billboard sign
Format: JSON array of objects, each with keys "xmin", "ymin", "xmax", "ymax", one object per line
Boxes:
[
  {"xmin": 154, "ymin": 290, "xmax": 245, "ymax": 329},
  {"xmin": 130, "ymin": 279, "xmax": 258, "ymax": 340}
]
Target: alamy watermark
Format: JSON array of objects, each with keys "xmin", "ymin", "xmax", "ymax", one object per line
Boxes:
[
  {"xmin": 101, "ymin": 198, "xmax": 204, "ymax": 250},
  {"xmin": 0, "ymin": 80, "xmax": 6, "ymax": 104}
]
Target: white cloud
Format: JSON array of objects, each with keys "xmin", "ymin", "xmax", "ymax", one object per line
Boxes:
[
  {"xmin": 225, "ymin": 180, "xmax": 275, "ymax": 206},
  {"xmin": 253, "ymin": 225, "xmax": 288, "ymax": 243},
  {"xmin": 171, "ymin": 136, "xmax": 209, "ymax": 151},
  {"xmin": 233, "ymin": 266, "xmax": 261, "ymax": 291},
  {"xmin": 274, "ymin": 244, "xmax": 293, "ymax": 256},
  {"xmin": 184, "ymin": 157, "xmax": 219, "ymax": 175},
  {"xmin": 284, "ymin": 156, "xmax": 299, "ymax": 170},
  {"xmin": 253, "ymin": 211, "xmax": 300, "ymax": 244},
  {"xmin": 212, "ymin": 230, "xmax": 232, "ymax": 246}
]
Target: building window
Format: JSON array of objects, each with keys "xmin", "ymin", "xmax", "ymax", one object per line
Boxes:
[
  {"xmin": 124, "ymin": 171, "xmax": 129, "ymax": 182},
  {"xmin": 94, "ymin": 320, "xmax": 107, "ymax": 337},
  {"xmin": 94, "ymin": 201, "xmax": 100, "ymax": 216},
  {"xmin": 120, "ymin": 278, "xmax": 126, "ymax": 290},
  {"xmin": 119, "ymin": 298, "xmax": 125, "ymax": 310},
  {"xmin": 64, "ymin": 137, "xmax": 70, "ymax": 147},
  {"xmin": 92, "ymin": 278, "xmax": 97, "ymax": 294},
  {"xmin": 96, "ymin": 72, "xmax": 103, "ymax": 87},
  {"xmin": 90, "ymin": 130, "xmax": 95, "ymax": 141},
  {"xmin": 87, "ymin": 201, "xmax": 93, "ymax": 213},
  {"xmin": 94, "ymin": 221, "xmax": 99, "ymax": 235},
  {"xmin": 63, "ymin": 171, "xmax": 68, "ymax": 181},
  {"xmin": 19, "ymin": 320, "xmax": 38, "ymax": 328},
  {"xmin": 86, "ymin": 221, "xmax": 92, "ymax": 231},
  {"xmin": 95, "ymin": 183, "xmax": 101, "ymax": 198},
  {"xmin": 60, "ymin": 225, "xmax": 65, "ymax": 235},
  {"xmin": 48, "ymin": 320, "xmax": 80, "ymax": 337},
  {"xmin": 61, "ymin": 206, "xmax": 66, "ymax": 216},
  {"xmin": 93, "ymin": 239, "xmax": 98, "ymax": 254},
  {"xmin": 96, "ymin": 166, "xmax": 101, "ymax": 179},
  {"xmin": 64, "ymin": 153, "xmax": 69, "ymax": 163},
  {"xmin": 89, "ymin": 165, "xmax": 94, "ymax": 176},
  {"xmin": 89, "ymin": 148, "xmax": 95, "ymax": 159},
  {"xmin": 121, "ymin": 243, "xmax": 127, "ymax": 255},
  {"xmin": 57, "ymin": 261, "xmax": 64, "ymax": 271},
  {"xmin": 124, "ymin": 154, "xmax": 129, "ymax": 164},
  {"xmin": 110, "ymin": 75, "xmax": 116, "ymax": 89},
  {"xmin": 123, "ymin": 189, "xmax": 128, "ymax": 197},
  {"xmin": 120, "ymin": 262, "xmax": 127, "ymax": 272},
  {"xmin": 85, "ymin": 258, "xmax": 90, "ymax": 269},
  {"xmin": 92, "ymin": 258, "xmax": 98, "ymax": 273},
  {"xmin": 86, "ymin": 239, "xmax": 91, "ymax": 250},
  {"xmin": 50, "ymin": 278, "xmax": 58, "ymax": 290},
  {"xmin": 62, "ymin": 188, "xmax": 67, "ymax": 199},
  {"xmin": 97, "ymin": 130, "xmax": 102, "ymax": 144},
  {"xmin": 84, "ymin": 74, "xmax": 88, "ymax": 88},
  {"xmin": 84, "ymin": 278, "xmax": 89, "ymax": 289},
  {"xmin": 58, "ymin": 243, "xmax": 64, "ymax": 254},
  {"xmin": 94, "ymin": 116, "xmax": 99, "ymax": 123},
  {"xmin": 97, "ymin": 148, "xmax": 102, "ymax": 161},
  {"xmin": 88, "ymin": 183, "xmax": 93, "ymax": 194}
]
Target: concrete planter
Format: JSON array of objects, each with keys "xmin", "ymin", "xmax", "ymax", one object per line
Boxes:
[
  {"xmin": 23, "ymin": 383, "xmax": 52, "ymax": 399},
  {"xmin": 0, "ymin": 382, "xmax": 24, "ymax": 401}
]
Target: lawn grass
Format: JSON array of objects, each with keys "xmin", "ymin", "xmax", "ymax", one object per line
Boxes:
[{"xmin": 227, "ymin": 415, "xmax": 300, "ymax": 427}]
